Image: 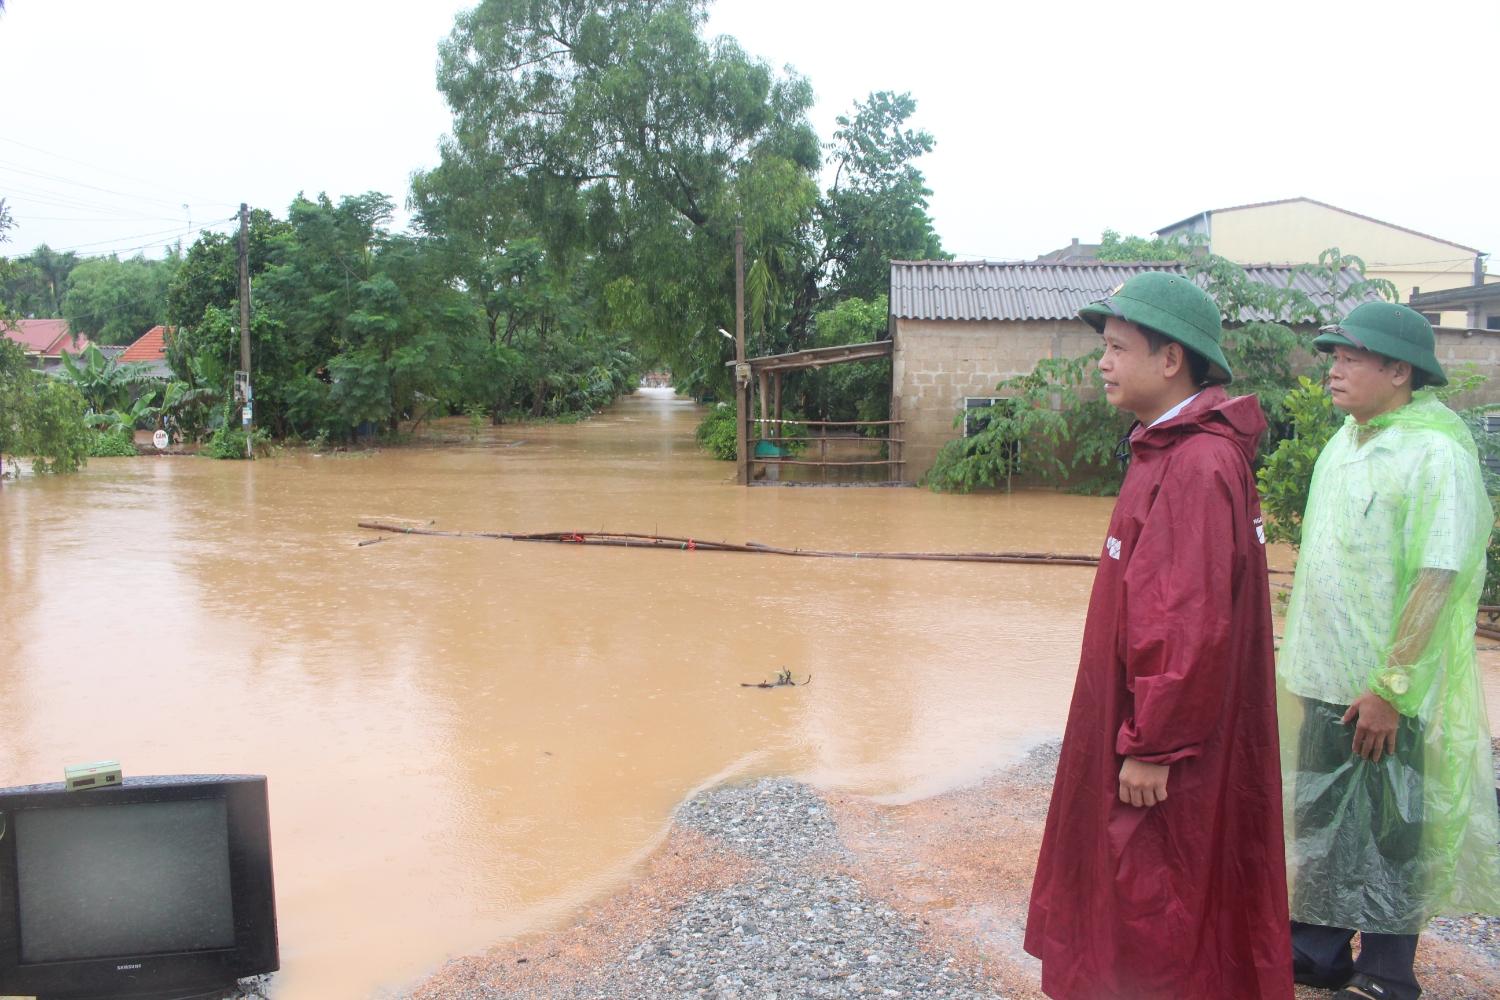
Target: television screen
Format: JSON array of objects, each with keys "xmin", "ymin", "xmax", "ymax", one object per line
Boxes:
[
  {"xmin": 0, "ymin": 774, "xmax": 278, "ymax": 1000},
  {"xmin": 17, "ymin": 799, "xmax": 236, "ymax": 962}
]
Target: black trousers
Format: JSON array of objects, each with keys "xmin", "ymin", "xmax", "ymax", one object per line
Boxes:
[
  {"xmin": 1292, "ymin": 921, "xmax": 1420, "ymax": 999},
  {"xmin": 1291, "ymin": 699, "xmax": 1426, "ymax": 998}
]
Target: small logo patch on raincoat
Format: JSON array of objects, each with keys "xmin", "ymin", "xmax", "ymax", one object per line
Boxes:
[{"xmin": 1105, "ymin": 536, "xmax": 1122, "ymax": 560}]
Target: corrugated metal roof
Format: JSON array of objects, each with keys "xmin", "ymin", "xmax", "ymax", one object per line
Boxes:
[{"xmin": 888, "ymin": 260, "xmax": 1383, "ymax": 325}]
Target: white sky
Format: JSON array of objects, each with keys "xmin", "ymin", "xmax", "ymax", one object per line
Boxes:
[{"xmin": 0, "ymin": 0, "xmax": 1495, "ymax": 269}]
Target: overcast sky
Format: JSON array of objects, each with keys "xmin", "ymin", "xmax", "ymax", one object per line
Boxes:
[{"xmin": 1, "ymin": 0, "xmax": 1495, "ymax": 272}]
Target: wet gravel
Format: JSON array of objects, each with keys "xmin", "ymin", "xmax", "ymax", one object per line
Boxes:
[{"xmin": 594, "ymin": 778, "xmax": 1005, "ymax": 999}]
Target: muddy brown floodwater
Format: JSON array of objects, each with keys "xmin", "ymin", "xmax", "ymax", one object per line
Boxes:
[{"xmin": 3, "ymin": 388, "xmax": 1498, "ymax": 999}]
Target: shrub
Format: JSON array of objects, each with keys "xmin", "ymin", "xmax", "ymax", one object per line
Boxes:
[
  {"xmin": 203, "ymin": 426, "xmax": 271, "ymax": 460},
  {"xmin": 695, "ymin": 402, "xmax": 738, "ymax": 460},
  {"xmin": 87, "ymin": 430, "xmax": 138, "ymax": 458},
  {"xmin": 1255, "ymin": 377, "xmax": 1340, "ymax": 545}
]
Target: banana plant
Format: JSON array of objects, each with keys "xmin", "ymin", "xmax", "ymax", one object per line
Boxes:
[
  {"xmin": 85, "ymin": 393, "xmax": 160, "ymax": 438},
  {"xmin": 155, "ymin": 378, "xmax": 219, "ymax": 442},
  {"xmin": 55, "ymin": 344, "xmax": 153, "ymax": 414}
]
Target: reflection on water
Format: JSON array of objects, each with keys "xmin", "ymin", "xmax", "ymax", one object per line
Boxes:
[{"xmin": 2, "ymin": 388, "xmax": 1495, "ymax": 998}]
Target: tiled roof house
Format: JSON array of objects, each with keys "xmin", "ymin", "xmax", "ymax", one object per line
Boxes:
[
  {"xmin": 0, "ymin": 318, "xmax": 92, "ymax": 370},
  {"xmin": 118, "ymin": 325, "xmax": 174, "ymax": 378}
]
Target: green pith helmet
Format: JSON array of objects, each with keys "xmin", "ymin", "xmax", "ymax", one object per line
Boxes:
[
  {"xmin": 1078, "ymin": 271, "xmax": 1232, "ymax": 384},
  {"xmin": 1313, "ymin": 300, "xmax": 1447, "ymax": 387}
]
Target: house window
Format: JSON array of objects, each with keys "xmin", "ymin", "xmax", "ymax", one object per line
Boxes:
[
  {"xmin": 963, "ymin": 396, "xmax": 999, "ymax": 437},
  {"xmin": 1421, "ymin": 312, "xmax": 1442, "ymax": 326},
  {"xmin": 1479, "ymin": 410, "xmax": 1500, "ymax": 474},
  {"xmin": 962, "ymin": 396, "xmax": 1021, "ymax": 472},
  {"xmin": 1486, "ymin": 316, "xmax": 1500, "ymax": 331}
]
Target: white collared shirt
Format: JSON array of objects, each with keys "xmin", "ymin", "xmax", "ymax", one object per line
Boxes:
[{"xmin": 1149, "ymin": 391, "xmax": 1200, "ymax": 428}]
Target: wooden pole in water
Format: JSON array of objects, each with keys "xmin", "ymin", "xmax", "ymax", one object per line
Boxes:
[
  {"xmin": 772, "ymin": 372, "xmax": 782, "ymax": 441},
  {"xmin": 357, "ymin": 522, "xmax": 1103, "ymax": 566},
  {"xmin": 734, "ymin": 226, "xmax": 749, "ymax": 485},
  {"xmin": 238, "ymin": 202, "xmax": 253, "ymax": 460}
]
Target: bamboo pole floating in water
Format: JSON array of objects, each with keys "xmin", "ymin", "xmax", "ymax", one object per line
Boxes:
[{"xmin": 355, "ymin": 521, "xmax": 1101, "ymax": 567}]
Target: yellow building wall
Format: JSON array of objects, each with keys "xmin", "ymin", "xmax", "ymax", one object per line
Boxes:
[{"xmin": 1207, "ymin": 201, "xmax": 1479, "ymax": 327}]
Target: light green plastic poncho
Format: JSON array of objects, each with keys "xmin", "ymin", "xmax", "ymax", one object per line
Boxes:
[{"xmin": 1278, "ymin": 391, "xmax": 1500, "ymax": 932}]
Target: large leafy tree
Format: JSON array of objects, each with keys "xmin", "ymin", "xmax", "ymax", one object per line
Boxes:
[
  {"xmin": 804, "ymin": 91, "xmax": 945, "ymax": 312},
  {"xmin": 26, "ymin": 245, "xmax": 80, "ymax": 316},
  {"xmin": 62, "ymin": 253, "xmax": 178, "ymax": 344},
  {"xmin": 168, "ymin": 194, "xmax": 481, "ymax": 441},
  {"xmin": 426, "ymin": 0, "xmax": 820, "ymax": 397},
  {"xmin": 425, "ymin": 0, "xmax": 943, "ymax": 409},
  {"xmin": 0, "ymin": 338, "xmax": 92, "ymax": 476},
  {"xmin": 0, "ymin": 244, "xmax": 81, "ymax": 318}
]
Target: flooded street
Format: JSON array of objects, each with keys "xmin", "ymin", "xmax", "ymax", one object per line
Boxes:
[{"xmin": 3, "ymin": 388, "xmax": 1498, "ymax": 998}]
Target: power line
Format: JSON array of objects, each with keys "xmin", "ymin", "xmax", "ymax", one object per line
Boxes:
[
  {"xmin": 0, "ymin": 179, "xmax": 181, "ymax": 220},
  {"xmin": 0, "ymin": 160, "xmax": 190, "ymax": 211},
  {"xmin": 49, "ymin": 222, "xmax": 221, "ymax": 253},
  {"xmin": 0, "ymin": 135, "xmax": 238, "ymax": 209},
  {"xmin": 14, "ymin": 214, "xmax": 189, "ymax": 223},
  {"xmin": 58, "ymin": 219, "xmax": 238, "ymax": 259}
]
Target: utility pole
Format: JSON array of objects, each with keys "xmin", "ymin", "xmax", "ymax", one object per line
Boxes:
[
  {"xmin": 734, "ymin": 225, "xmax": 748, "ymax": 485},
  {"xmin": 237, "ymin": 203, "xmax": 253, "ymax": 459}
]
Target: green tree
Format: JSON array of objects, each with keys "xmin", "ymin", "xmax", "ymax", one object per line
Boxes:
[
  {"xmin": 429, "ymin": 0, "xmax": 820, "ymax": 399},
  {"xmin": 0, "ymin": 203, "xmax": 91, "ymax": 476},
  {"xmin": 808, "ymin": 91, "xmax": 946, "ymax": 307},
  {"xmin": 1095, "ymin": 229, "xmax": 1194, "ymax": 262},
  {"xmin": 422, "ymin": 2, "xmax": 943, "ymax": 419},
  {"xmin": 0, "ymin": 258, "xmax": 58, "ymax": 317},
  {"xmin": 63, "ymin": 253, "xmax": 178, "ymax": 344},
  {"xmin": 0, "ymin": 339, "xmax": 92, "ymax": 475},
  {"xmin": 1254, "ymin": 376, "xmax": 1340, "ymax": 545},
  {"xmin": 12, "ymin": 244, "xmax": 81, "ymax": 317},
  {"xmin": 168, "ymin": 194, "xmax": 490, "ymax": 443},
  {"xmin": 804, "ymin": 294, "xmax": 892, "ymax": 427}
]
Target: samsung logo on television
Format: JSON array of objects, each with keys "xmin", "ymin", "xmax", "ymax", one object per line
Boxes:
[{"xmin": 116, "ymin": 963, "xmax": 143, "ymax": 971}]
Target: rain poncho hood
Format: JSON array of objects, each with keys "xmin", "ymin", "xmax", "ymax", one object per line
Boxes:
[
  {"xmin": 1278, "ymin": 390, "xmax": 1500, "ymax": 931},
  {"xmin": 1025, "ymin": 388, "xmax": 1293, "ymax": 1000}
]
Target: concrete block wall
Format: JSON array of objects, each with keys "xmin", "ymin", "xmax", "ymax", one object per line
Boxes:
[
  {"xmin": 892, "ymin": 318, "xmax": 1097, "ymax": 480},
  {"xmin": 1434, "ymin": 329, "xmax": 1500, "ymax": 410}
]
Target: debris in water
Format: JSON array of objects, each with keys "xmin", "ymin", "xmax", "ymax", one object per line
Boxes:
[{"xmin": 741, "ymin": 668, "xmax": 810, "ymax": 689}]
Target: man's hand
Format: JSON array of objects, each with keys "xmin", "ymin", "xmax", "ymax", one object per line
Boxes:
[
  {"xmin": 1118, "ymin": 758, "xmax": 1170, "ymax": 808},
  {"xmin": 1342, "ymin": 691, "xmax": 1399, "ymax": 763}
]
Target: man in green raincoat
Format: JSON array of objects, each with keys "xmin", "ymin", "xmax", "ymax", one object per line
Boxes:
[{"xmin": 1279, "ymin": 302, "xmax": 1500, "ymax": 1000}]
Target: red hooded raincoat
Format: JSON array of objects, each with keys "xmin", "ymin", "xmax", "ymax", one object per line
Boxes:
[{"xmin": 1023, "ymin": 388, "xmax": 1292, "ymax": 999}]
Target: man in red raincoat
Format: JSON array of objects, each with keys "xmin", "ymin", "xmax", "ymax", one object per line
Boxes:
[{"xmin": 1024, "ymin": 272, "xmax": 1293, "ymax": 999}]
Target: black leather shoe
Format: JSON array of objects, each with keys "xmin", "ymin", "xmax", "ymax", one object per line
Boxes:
[{"xmin": 1335, "ymin": 973, "xmax": 1394, "ymax": 1000}]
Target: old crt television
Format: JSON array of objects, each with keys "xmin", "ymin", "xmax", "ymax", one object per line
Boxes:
[{"xmin": 0, "ymin": 774, "xmax": 278, "ymax": 1000}]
